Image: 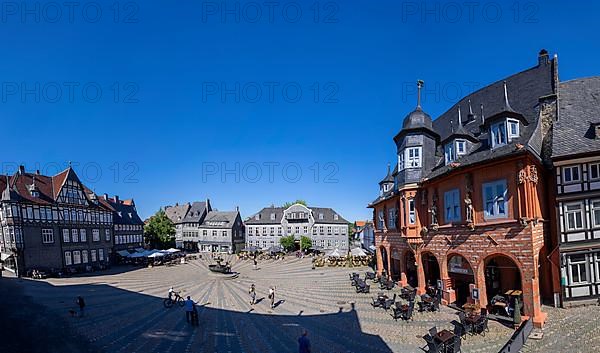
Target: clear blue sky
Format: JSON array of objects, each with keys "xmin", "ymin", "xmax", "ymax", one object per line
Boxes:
[{"xmin": 2, "ymin": 0, "xmax": 599, "ymax": 221}]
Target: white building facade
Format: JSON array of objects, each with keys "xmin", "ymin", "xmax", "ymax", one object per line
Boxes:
[{"xmin": 244, "ymin": 204, "xmax": 349, "ymax": 251}]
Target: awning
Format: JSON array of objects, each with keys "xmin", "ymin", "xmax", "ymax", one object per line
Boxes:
[
  {"xmin": 117, "ymin": 250, "xmax": 131, "ymax": 257},
  {"xmin": 134, "ymin": 248, "xmax": 145, "ymax": 253},
  {"xmin": 148, "ymin": 252, "xmax": 165, "ymax": 258},
  {"xmin": 1, "ymin": 253, "xmax": 13, "ymax": 261},
  {"xmin": 164, "ymin": 248, "xmax": 181, "ymax": 253}
]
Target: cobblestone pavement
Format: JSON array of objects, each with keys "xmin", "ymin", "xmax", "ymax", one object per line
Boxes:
[
  {"xmin": 522, "ymin": 304, "xmax": 600, "ymax": 353},
  {"xmin": 12, "ymin": 256, "xmax": 517, "ymax": 352}
]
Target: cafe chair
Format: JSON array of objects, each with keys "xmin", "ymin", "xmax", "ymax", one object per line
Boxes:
[
  {"xmin": 473, "ymin": 316, "xmax": 489, "ymax": 336},
  {"xmin": 401, "ymin": 301, "xmax": 415, "ymax": 321},
  {"xmin": 383, "ymin": 294, "xmax": 397, "ymax": 311},
  {"xmin": 458, "ymin": 312, "xmax": 473, "ymax": 334},
  {"xmin": 446, "ymin": 335, "xmax": 462, "ymax": 353},
  {"xmin": 390, "ymin": 305, "xmax": 403, "ymax": 321},
  {"xmin": 420, "ymin": 334, "xmax": 442, "ymax": 353}
]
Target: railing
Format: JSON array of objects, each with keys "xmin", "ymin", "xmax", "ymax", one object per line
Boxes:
[{"xmin": 497, "ymin": 319, "xmax": 533, "ymax": 353}]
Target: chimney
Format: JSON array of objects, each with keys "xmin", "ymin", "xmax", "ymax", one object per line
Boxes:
[
  {"xmin": 35, "ymin": 169, "xmax": 40, "ymax": 175},
  {"xmin": 538, "ymin": 49, "xmax": 549, "ymax": 66},
  {"xmin": 114, "ymin": 195, "xmax": 119, "ymax": 203},
  {"xmin": 236, "ymin": 206, "xmax": 239, "ymax": 212},
  {"xmin": 18, "ymin": 165, "xmax": 25, "ymax": 174},
  {"xmin": 103, "ymin": 193, "xmax": 109, "ymax": 200}
]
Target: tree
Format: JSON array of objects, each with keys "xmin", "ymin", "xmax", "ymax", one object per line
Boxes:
[
  {"xmin": 282, "ymin": 199, "xmax": 307, "ymax": 208},
  {"xmin": 280, "ymin": 235, "xmax": 296, "ymax": 252},
  {"xmin": 144, "ymin": 209, "xmax": 176, "ymax": 249},
  {"xmin": 300, "ymin": 236, "xmax": 312, "ymax": 251},
  {"xmin": 348, "ymin": 222, "xmax": 356, "ymax": 243}
]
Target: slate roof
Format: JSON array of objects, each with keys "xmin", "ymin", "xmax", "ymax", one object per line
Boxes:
[
  {"xmin": 103, "ymin": 197, "xmax": 144, "ymax": 225},
  {"xmin": 245, "ymin": 205, "xmax": 349, "ymax": 225},
  {"xmin": 0, "ymin": 166, "xmax": 117, "ymax": 213},
  {"xmin": 425, "ymin": 58, "xmax": 556, "ymax": 180},
  {"xmin": 553, "ymin": 77, "xmax": 600, "ymax": 159},
  {"xmin": 182, "ymin": 201, "xmax": 208, "ymax": 222},
  {"xmin": 200, "ymin": 211, "xmax": 239, "ymax": 229},
  {"xmin": 164, "ymin": 203, "xmax": 190, "ymax": 223}
]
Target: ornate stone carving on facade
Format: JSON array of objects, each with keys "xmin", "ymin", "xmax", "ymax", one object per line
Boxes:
[
  {"xmin": 517, "ymin": 162, "xmax": 527, "ymax": 184},
  {"xmin": 429, "ymin": 190, "xmax": 439, "ymax": 231},
  {"xmin": 528, "ymin": 165, "xmax": 539, "ymax": 184},
  {"xmin": 464, "ymin": 173, "xmax": 475, "ymax": 230}
]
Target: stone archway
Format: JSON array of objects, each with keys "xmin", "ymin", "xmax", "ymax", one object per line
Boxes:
[
  {"xmin": 379, "ymin": 246, "xmax": 389, "ymax": 277},
  {"xmin": 422, "ymin": 252, "xmax": 441, "ymax": 290},
  {"xmin": 484, "ymin": 254, "xmax": 523, "ymax": 318},
  {"xmin": 405, "ymin": 251, "xmax": 418, "ymax": 288},
  {"xmin": 447, "ymin": 254, "xmax": 475, "ymax": 306}
]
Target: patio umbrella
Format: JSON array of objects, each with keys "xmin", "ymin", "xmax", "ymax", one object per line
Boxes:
[
  {"xmin": 164, "ymin": 248, "xmax": 181, "ymax": 253},
  {"xmin": 350, "ymin": 248, "xmax": 368, "ymax": 257},
  {"xmin": 147, "ymin": 252, "xmax": 165, "ymax": 258},
  {"xmin": 326, "ymin": 249, "xmax": 341, "ymax": 257}
]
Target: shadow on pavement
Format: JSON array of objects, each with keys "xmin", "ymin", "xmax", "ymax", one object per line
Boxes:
[{"xmin": 0, "ymin": 276, "xmax": 394, "ymax": 353}]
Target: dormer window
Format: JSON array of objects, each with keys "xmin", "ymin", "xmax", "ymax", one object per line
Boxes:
[
  {"xmin": 444, "ymin": 139, "xmax": 467, "ymax": 164},
  {"xmin": 31, "ymin": 191, "xmax": 39, "ymax": 198},
  {"xmin": 270, "ymin": 213, "xmax": 276, "ymax": 220},
  {"xmin": 255, "ymin": 214, "xmax": 260, "ymax": 220},
  {"xmin": 334, "ymin": 214, "xmax": 339, "ymax": 220},
  {"xmin": 507, "ymin": 119, "xmax": 519, "ymax": 138},
  {"xmin": 491, "ymin": 121, "xmax": 507, "ymax": 147},
  {"xmin": 491, "ymin": 119, "xmax": 520, "ymax": 148},
  {"xmin": 319, "ymin": 213, "xmax": 324, "ymax": 220}
]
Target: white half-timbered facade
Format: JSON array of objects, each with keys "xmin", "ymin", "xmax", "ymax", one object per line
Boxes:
[{"xmin": 552, "ymin": 77, "xmax": 600, "ymax": 305}]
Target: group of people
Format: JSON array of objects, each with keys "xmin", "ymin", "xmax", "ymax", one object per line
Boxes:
[{"xmin": 249, "ymin": 283, "xmax": 277, "ymax": 309}]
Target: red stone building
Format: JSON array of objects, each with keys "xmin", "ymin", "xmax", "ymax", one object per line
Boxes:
[{"xmin": 369, "ymin": 51, "xmax": 559, "ymax": 327}]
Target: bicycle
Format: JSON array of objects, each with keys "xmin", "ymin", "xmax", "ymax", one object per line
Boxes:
[{"xmin": 163, "ymin": 291, "xmax": 185, "ymax": 308}]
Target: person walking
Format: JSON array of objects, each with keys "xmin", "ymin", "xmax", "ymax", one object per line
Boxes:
[
  {"xmin": 191, "ymin": 301, "xmax": 199, "ymax": 326},
  {"xmin": 184, "ymin": 296, "xmax": 195, "ymax": 324},
  {"xmin": 253, "ymin": 257, "xmax": 258, "ymax": 270},
  {"xmin": 76, "ymin": 296, "xmax": 85, "ymax": 317},
  {"xmin": 298, "ymin": 329, "xmax": 311, "ymax": 353},
  {"xmin": 249, "ymin": 284, "xmax": 256, "ymax": 305},
  {"xmin": 269, "ymin": 286, "xmax": 276, "ymax": 309}
]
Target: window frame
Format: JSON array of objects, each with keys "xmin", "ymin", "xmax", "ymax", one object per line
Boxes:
[
  {"xmin": 568, "ymin": 254, "xmax": 588, "ymax": 285},
  {"xmin": 444, "ymin": 188, "xmax": 462, "ymax": 223},
  {"xmin": 591, "ymin": 200, "xmax": 600, "ymax": 228},
  {"xmin": 507, "ymin": 119, "xmax": 520, "ymax": 139},
  {"xmin": 482, "ymin": 179, "xmax": 508, "ymax": 220},
  {"xmin": 405, "ymin": 147, "xmax": 422, "ymax": 169},
  {"xmin": 408, "ymin": 199, "xmax": 416, "ymax": 224},
  {"xmin": 589, "ymin": 163, "xmax": 600, "ymax": 181},
  {"xmin": 42, "ymin": 229, "xmax": 54, "ymax": 244},
  {"xmin": 564, "ymin": 202, "xmax": 585, "ymax": 231},
  {"xmin": 563, "ymin": 165, "xmax": 581, "ymax": 184},
  {"xmin": 490, "ymin": 121, "xmax": 508, "ymax": 148},
  {"xmin": 64, "ymin": 251, "xmax": 72, "ymax": 266}
]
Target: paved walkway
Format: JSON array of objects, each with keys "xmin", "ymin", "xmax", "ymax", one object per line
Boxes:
[{"xmin": 5, "ymin": 256, "xmax": 518, "ymax": 352}]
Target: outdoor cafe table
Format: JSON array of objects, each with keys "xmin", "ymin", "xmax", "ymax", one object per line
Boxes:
[{"xmin": 434, "ymin": 329, "xmax": 456, "ymax": 351}]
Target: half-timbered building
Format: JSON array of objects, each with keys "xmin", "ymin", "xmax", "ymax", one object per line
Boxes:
[
  {"xmin": 0, "ymin": 166, "xmax": 114, "ymax": 276},
  {"xmin": 551, "ymin": 77, "xmax": 600, "ymax": 305}
]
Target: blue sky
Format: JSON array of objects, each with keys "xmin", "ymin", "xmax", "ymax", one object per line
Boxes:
[{"xmin": 2, "ymin": 0, "xmax": 599, "ymax": 221}]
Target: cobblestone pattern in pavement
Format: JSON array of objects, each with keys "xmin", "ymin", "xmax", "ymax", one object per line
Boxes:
[
  {"xmin": 521, "ymin": 304, "xmax": 600, "ymax": 353},
  {"xmin": 19, "ymin": 256, "xmax": 520, "ymax": 352}
]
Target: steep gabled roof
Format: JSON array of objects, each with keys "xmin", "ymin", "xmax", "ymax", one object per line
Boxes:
[{"xmin": 553, "ymin": 77, "xmax": 600, "ymax": 159}]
